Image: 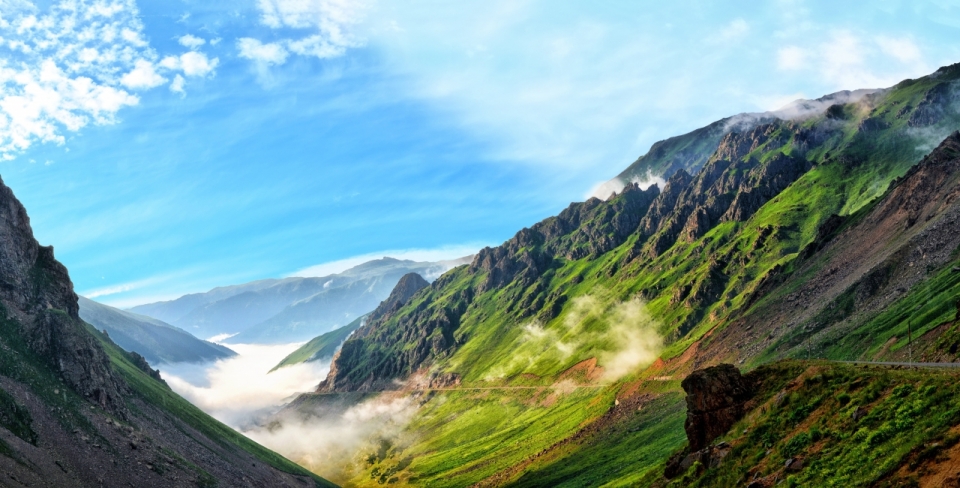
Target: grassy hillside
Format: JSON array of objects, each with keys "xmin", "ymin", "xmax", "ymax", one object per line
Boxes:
[
  {"xmin": 87, "ymin": 324, "xmax": 335, "ymax": 486},
  {"xmin": 280, "ymin": 64, "xmax": 960, "ymax": 486},
  {"xmin": 271, "ymin": 314, "xmax": 366, "ymax": 372},
  {"xmin": 648, "ymin": 361, "xmax": 960, "ymax": 487}
]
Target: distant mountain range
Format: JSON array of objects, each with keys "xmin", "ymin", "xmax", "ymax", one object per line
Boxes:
[
  {"xmin": 271, "ymin": 272, "xmax": 432, "ymax": 372},
  {"xmin": 78, "ymin": 296, "xmax": 235, "ymax": 365},
  {"xmin": 129, "ymin": 256, "xmax": 472, "ymax": 344}
]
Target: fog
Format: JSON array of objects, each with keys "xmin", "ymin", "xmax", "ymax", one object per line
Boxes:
[
  {"xmin": 159, "ymin": 342, "xmax": 330, "ymax": 428},
  {"xmin": 485, "ymin": 295, "xmax": 663, "ymax": 382}
]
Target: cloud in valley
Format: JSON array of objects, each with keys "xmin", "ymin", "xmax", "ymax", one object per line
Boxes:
[
  {"xmin": 245, "ymin": 394, "xmax": 420, "ymax": 483},
  {"xmin": 160, "ymin": 342, "xmax": 329, "ymax": 428}
]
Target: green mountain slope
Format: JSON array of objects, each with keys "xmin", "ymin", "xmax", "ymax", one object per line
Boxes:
[
  {"xmin": 78, "ymin": 296, "xmax": 236, "ymax": 365},
  {"xmin": 271, "ymin": 315, "xmax": 366, "ymax": 372},
  {"xmin": 647, "ymin": 361, "xmax": 960, "ymax": 488},
  {"xmin": 269, "ymin": 63, "xmax": 960, "ymax": 486}
]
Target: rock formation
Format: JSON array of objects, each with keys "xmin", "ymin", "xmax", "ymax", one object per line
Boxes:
[
  {"xmin": 681, "ymin": 364, "xmax": 754, "ymax": 452},
  {"xmin": 0, "ymin": 177, "xmax": 126, "ymax": 413}
]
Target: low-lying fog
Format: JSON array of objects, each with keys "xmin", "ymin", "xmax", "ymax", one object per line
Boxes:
[
  {"xmin": 158, "ymin": 343, "xmax": 330, "ymax": 428},
  {"xmin": 157, "ymin": 342, "xmax": 418, "ymax": 483}
]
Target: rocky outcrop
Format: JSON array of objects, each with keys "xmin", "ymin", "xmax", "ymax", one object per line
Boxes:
[
  {"xmin": 0, "ymin": 177, "xmax": 126, "ymax": 413},
  {"xmin": 908, "ymin": 82, "xmax": 955, "ymax": 127},
  {"xmin": 681, "ymin": 364, "xmax": 754, "ymax": 452},
  {"xmin": 318, "ymin": 271, "xmax": 469, "ymax": 392},
  {"xmin": 367, "ymin": 272, "xmax": 429, "ymax": 322}
]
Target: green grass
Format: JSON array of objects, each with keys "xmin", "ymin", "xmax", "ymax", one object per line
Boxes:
[
  {"xmin": 665, "ymin": 361, "xmax": 960, "ymax": 487},
  {"xmin": 271, "ymin": 315, "xmax": 366, "ymax": 372},
  {"xmin": 507, "ymin": 393, "xmax": 687, "ymax": 487},
  {"xmin": 88, "ymin": 325, "xmax": 337, "ymax": 488}
]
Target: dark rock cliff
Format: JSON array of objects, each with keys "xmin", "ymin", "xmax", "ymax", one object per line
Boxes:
[
  {"xmin": 0, "ymin": 177, "xmax": 126, "ymax": 412},
  {"xmin": 681, "ymin": 364, "xmax": 754, "ymax": 452},
  {"xmin": 366, "ymin": 272, "xmax": 430, "ymax": 323}
]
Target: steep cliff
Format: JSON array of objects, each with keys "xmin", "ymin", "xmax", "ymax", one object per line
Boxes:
[{"xmin": 0, "ymin": 176, "xmax": 334, "ymax": 487}]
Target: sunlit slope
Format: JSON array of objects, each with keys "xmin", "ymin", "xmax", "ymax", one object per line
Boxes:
[
  {"xmin": 289, "ymin": 63, "xmax": 960, "ymax": 487},
  {"xmin": 323, "ymin": 63, "xmax": 960, "ymax": 393},
  {"xmin": 271, "ymin": 315, "xmax": 365, "ymax": 372}
]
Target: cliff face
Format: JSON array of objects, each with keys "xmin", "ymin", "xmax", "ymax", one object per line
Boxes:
[
  {"xmin": 0, "ymin": 177, "xmax": 334, "ymax": 487},
  {"xmin": 316, "ymin": 63, "xmax": 960, "ymax": 396},
  {"xmin": 0, "ymin": 178, "xmax": 126, "ymax": 412}
]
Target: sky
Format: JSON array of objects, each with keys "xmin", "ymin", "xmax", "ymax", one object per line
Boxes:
[{"xmin": 1, "ymin": 0, "xmax": 959, "ymax": 308}]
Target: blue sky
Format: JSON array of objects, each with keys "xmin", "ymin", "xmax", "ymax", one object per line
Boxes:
[{"xmin": 1, "ymin": 0, "xmax": 959, "ymax": 307}]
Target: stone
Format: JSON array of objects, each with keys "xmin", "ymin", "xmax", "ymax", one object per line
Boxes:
[{"xmin": 681, "ymin": 364, "xmax": 754, "ymax": 451}]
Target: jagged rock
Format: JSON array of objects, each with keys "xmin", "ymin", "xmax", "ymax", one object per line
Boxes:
[
  {"xmin": 711, "ymin": 123, "xmax": 783, "ymax": 163},
  {"xmin": 126, "ymin": 351, "xmax": 167, "ymax": 386},
  {"xmin": 682, "ymin": 364, "xmax": 754, "ymax": 451},
  {"xmin": 367, "ymin": 272, "xmax": 430, "ymax": 322},
  {"xmin": 909, "ymin": 82, "xmax": 954, "ymax": 127},
  {"xmin": 0, "ymin": 177, "xmax": 126, "ymax": 414}
]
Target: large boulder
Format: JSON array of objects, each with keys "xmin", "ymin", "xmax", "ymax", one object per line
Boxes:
[{"xmin": 681, "ymin": 363, "xmax": 754, "ymax": 451}]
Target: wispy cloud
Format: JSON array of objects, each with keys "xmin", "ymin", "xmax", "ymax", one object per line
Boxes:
[
  {"xmin": 237, "ymin": 0, "xmax": 368, "ymax": 68},
  {"xmin": 774, "ymin": 30, "xmax": 930, "ymax": 91},
  {"xmin": 0, "ymin": 0, "xmax": 220, "ymax": 159}
]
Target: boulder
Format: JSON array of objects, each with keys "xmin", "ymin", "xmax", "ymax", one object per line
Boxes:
[{"xmin": 681, "ymin": 363, "xmax": 754, "ymax": 451}]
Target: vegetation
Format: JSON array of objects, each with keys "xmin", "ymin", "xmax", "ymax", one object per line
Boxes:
[
  {"xmin": 87, "ymin": 324, "xmax": 337, "ymax": 487},
  {"xmin": 271, "ymin": 314, "xmax": 366, "ymax": 372},
  {"xmin": 286, "ymin": 64, "xmax": 960, "ymax": 486},
  {"xmin": 659, "ymin": 361, "xmax": 960, "ymax": 487}
]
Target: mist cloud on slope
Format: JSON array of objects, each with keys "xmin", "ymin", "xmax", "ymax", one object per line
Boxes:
[
  {"xmin": 587, "ymin": 170, "xmax": 667, "ymax": 200},
  {"xmin": 245, "ymin": 394, "xmax": 420, "ymax": 483},
  {"xmin": 486, "ymin": 295, "xmax": 663, "ymax": 382}
]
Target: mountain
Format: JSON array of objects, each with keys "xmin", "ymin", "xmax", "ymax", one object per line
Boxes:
[
  {"xmin": 265, "ymin": 63, "xmax": 960, "ymax": 485},
  {"xmin": 130, "ymin": 256, "xmax": 471, "ymax": 344},
  {"xmin": 270, "ymin": 315, "xmax": 365, "ymax": 373},
  {"xmin": 272, "ymin": 272, "xmax": 431, "ymax": 372},
  {"xmin": 78, "ymin": 296, "xmax": 236, "ymax": 365},
  {"xmin": 0, "ymin": 176, "xmax": 334, "ymax": 486}
]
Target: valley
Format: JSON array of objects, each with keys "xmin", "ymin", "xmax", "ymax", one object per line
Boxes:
[{"xmin": 1, "ymin": 13, "xmax": 959, "ymax": 486}]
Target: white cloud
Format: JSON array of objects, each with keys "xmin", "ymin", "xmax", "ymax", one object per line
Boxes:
[
  {"xmin": 120, "ymin": 59, "xmax": 166, "ymax": 89},
  {"xmin": 777, "ymin": 45, "xmax": 808, "ymax": 70},
  {"xmin": 0, "ymin": 1, "xmax": 220, "ymax": 159},
  {"xmin": 775, "ymin": 31, "xmax": 931, "ymax": 90},
  {"xmin": 238, "ymin": 0, "xmax": 368, "ymax": 66},
  {"xmin": 169, "ymin": 74, "xmax": 185, "ymax": 94},
  {"xmin": 237, "ymin": 38, "xmax": 289, "ymax": 65},
  {"xmin": 178, "ymin": 34, "xmax": 206, "ymax": 50},
  {"xmin": 876, "ymin": 36, "xmax": 922, "ymax": 64},
  {"xmin": 0, "ymin": 0, "xmax": 151, "ymax": 158},
  {"xmin": 160, "ymin": 51, "xmax": 219, "ymax": 77}
]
